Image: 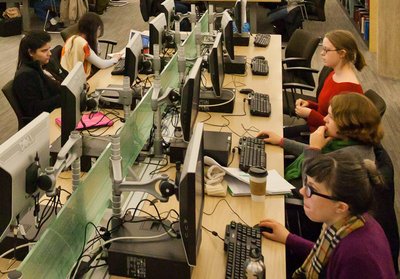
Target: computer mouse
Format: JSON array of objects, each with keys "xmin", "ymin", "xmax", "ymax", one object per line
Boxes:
[
  {"xmin": 253, "ymin": 224, "xmax": 273, "ymax": 234},
  {"xmin": 256, "ymin": 134, "xmax": 269, "ymax": 140},
  {"xmin": 239, "ymin": 88, "xmax": 254, "ymax": 94}
]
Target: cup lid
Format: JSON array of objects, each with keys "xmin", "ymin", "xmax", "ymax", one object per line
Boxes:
[{"xmin": 248, "ymin": 167, "xmax": 268, "ymax": 177}]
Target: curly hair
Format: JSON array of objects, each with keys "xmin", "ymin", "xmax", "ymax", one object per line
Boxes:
[{"xmin": 330, "ymin": 93, "xmax": 384, "ymax": 145}]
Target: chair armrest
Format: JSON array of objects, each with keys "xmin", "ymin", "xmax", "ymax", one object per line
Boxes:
[
  {"xmin": 282, "ymin": 57, "xmax": 308, "ymax": 64},
  {"xmin": 283, "ymin": 82, "xmax": 315, "ymax": 91},
  {"xmin": 98, "ymin": 39, "xmax": 117, "ymax": 46},
  {"xmin": 284, "ymin": 66, "xmax": 319, "ymax": 73}
]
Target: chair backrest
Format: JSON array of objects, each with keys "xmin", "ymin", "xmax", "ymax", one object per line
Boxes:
[
  {"xmin": 43, "ymin": 45, "xmax": 69, "ymax": 82},
  {"xmin": 60, "ymin": 23, "xmax": 79, "ymax": 42},
  {"xmin": 365, "ymin": 89, "xmax": 386, "ymax": 117},
  {"xmin": 315, "ymin": 66, "xmax": 333, "ymax": 98},
  {"xmin": 2, "ymin": 80, "xmax": 26, "ymax": 130},
  {"xmin": 285, "ymin": 29, "xmax": 320, "ymax": 86}
]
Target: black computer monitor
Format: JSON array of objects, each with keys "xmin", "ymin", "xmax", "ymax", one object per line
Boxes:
[
  {"xmin": 209, "ymin": 32, "xmax": 225, "ymax": 97},
  {"xmin": 160, "ymin": 0, "xmax": 175, "ymax": 31},
  {"xmin": 149, "ymin": 13, "xmax": 167, "ymax": 55},
  {"xmin": 179, "ymin": 122, "xmax": 205, "ymax": 266},
  {"xmin": 221, "ymin": 11, "xmax": 235, "ymax": 61},
  {"xmin": 60, "ymin": 62, "xmax": 87, "ymax": 145},
  {"xmin": 125, "ymin": 32, "xmax": 143, "ymax": 86},
  {"xmin": 0, "ymin": 112, "xmax": 49, "ymax": 242},
  {"xmin": 233, "ymin": 0, "xmax": 242, "ymax": 34},
  {"xmin": 180, "ymin": 57, "xmax": 202, "ymax": 142}
]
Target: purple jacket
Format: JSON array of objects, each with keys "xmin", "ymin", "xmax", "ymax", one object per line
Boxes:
[{"xmin": 286, "ymin": 214, "xmax": 396, "ymax": 279}]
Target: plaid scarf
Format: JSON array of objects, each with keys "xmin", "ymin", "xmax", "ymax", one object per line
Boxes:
[{"xmin": 292, "ymin": 215, "xmax": 365, "ymax": 279}]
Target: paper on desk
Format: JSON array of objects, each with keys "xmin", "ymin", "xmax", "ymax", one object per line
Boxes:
[
  {"xmin": 204, "ymin": 156, "xmax": 295, "ymax": 196},
  {"xmin": 107, "ymin": 49, "xmax": 125, "ymax": 59}
]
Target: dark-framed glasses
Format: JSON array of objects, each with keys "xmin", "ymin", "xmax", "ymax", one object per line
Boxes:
[
  {"xmin": 321, "ymin": 47, "xmax": 339, "ymax": 55},
  {"xmin": 303, "ymin": 183, "xmax": 341, "ymax": 201}
]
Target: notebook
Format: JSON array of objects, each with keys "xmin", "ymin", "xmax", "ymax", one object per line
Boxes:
[{"xmin": 55, "ymin": 112, "xmax": 114, "ymax": 130}]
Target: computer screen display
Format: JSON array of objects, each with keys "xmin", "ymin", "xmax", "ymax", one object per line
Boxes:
[
  {"xmin": 233, "ymin": 0, "xmax": 242, "ymax": 34},
  {"xmin": 209, "ymin": 32, "xmax": 225, "ymax": 97},
  {"xmin": 0, "ymin": 112, "xmax": 49, "ymax": 242},
  {"xmin": 160, "ymin": 0, "xmax": 175, "ymax": 31},
  {"xmin": 149, "ymin": 13, "xmax": 167, "ymax": 55},
  {"xmin": 179, "ymin": 122, "xmax": 205, "ymax": 266},
  {"xmin": 221, "ymin": 11, "xmax": 235, "ymax": 60},
  {"xmin": 60, "ymin": 62, "xmax": 87, "ymax": 145},
  {"xmin": 180, "ymin": 57, "xmax": 202, "ymax": 142},
  {"xmin": 125, "ymin": 32, "xmax": 143, "ymax": 86}
]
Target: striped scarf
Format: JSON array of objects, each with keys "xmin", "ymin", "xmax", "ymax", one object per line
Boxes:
[{"xmin": 292, "ymin": 215, "xmax": 365, "ymax": 279}]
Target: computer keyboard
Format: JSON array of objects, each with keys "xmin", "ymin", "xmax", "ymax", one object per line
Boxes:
[
  {"xmin": 249, "ymin": 92, "xmax": 271, "ymax": 117},
  {"xmin": 111, "ymin": 59, "xmax": 126, "ymax": 75},
  {"xmin": 254, "ymin": 34, "xmax": 271, "ymax": 47},
  {"xmin": 251, "ymin": 57, "xmax": 269, "ymax": 76},
  {"xmin": 238, "ymin": 137, "xmax": 266, "ymax": 172},
  {"xmin": 224, "ymin": 221, "xmax": 263, "ymax": 279}
]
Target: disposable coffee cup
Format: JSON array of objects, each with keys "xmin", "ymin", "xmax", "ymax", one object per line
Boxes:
[{"xmin": 248, "ymin": 167, "xmax": 268, "ymax": 202}]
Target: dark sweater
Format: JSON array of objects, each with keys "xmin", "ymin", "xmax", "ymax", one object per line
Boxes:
[
  {"xmin": 13, "ymin": 61, "xmax": 62, "ymax": 118},
  {"xmin": 286, "ymin": 214, "xmax": 396, "ymax": 279}
]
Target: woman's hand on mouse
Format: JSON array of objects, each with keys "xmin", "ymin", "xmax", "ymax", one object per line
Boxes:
[
  {"xmin": 259, "ymin": 219, "xmax": 289, "ymax": 244},
  {"xmin": 256, "ymin": 131, "xmax": 282, "ymax": 145}
]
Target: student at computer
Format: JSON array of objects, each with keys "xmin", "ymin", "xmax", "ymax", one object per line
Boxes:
[
  {"xmin": 60, "ymin": 12, "xmax": 121, "ymax": 78},
  {"xmin": 290, "ymin": 29, "xmax": 365, "ymax": 134},
  {"xmin": 258, "ymin": 152, "xmax": 396, "ymax": 279},
  {"xmin": 13, "ymin": 30, "xmax": 62, "ymax": 119}
]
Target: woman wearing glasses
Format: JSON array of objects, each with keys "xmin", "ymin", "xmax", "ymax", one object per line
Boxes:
[
  {"xmin": 258, "ymin": 152, "xmax": 396, "ymax": 279},
  {"xmin": 292, "ymin": 29, "xmax": 365, "ymax": 133}
]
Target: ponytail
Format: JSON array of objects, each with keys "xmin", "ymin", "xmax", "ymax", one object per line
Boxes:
[{"xmin": 354, "ymin": 48, "xmax": 366, "ymax": 71}]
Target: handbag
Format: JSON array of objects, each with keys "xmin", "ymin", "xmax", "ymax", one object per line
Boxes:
[{"xmin": 2, "ymin": 7, "xmax": 22, "ymax": 19}]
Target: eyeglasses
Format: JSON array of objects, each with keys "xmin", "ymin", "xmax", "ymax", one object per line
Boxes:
[
  {"xmin": 321, "ymin": 47, "xmax": 339, "ymax": 55},
  {"xmin": 303, "ymin": 183, "xmax": 341, "ymax": 201}
]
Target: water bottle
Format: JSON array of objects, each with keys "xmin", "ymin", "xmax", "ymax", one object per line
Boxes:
[{"xmin": 244, "ymin": 248, "xmax": 265, "ymax": 279}]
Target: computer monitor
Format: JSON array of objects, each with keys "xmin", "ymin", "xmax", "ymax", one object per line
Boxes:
[
  {"xmin": 149, "ymin": 13, "xmax": 167, "ymax": 55},
  {"xmin": 221, "ymin": 10, "xmax": 235, "ymax": 61},
  {"xmin": 160, "ymin": 0, "xmax": 175, "ymax": 31},
  {"xmin": 0, "ymin": 112, "xmax": 49, "ymax": 242},
  {"xmin": 180, "ymin": 57, "xmax": 202, "ymax": 142},
  {"xmin": 233, "ymin": 0, "xmax": 243, "ymax": 34},
  {"xmin": 209, "ymin": 32, "xmax": 225, "ymax": 97},
  {"xmin": 60, "ymin": 62, "xmax": 86, "ymax": 145},
  {"xmin": 179, "ymin": 122, "xmax": 204, "ymax": 266},
  {"xmin": 125, "ymin": 32, "xmax": 143, "ymax": 86}
]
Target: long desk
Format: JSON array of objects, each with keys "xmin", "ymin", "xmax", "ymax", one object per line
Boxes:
[{"xmin": 7, "ymin": 34, "xmax": 284, "ymax": 278}]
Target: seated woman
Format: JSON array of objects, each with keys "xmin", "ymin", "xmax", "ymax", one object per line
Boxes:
[
  {"xmin": 259, "ymin": 93, "xmax": 382, "ymax": 183},
  {"xmin": 259, "ymin": 152, "xmax": 396, "ymax": 278},
  {"xmin": 288, "ymin": 30, "xmax": 365, "ymax": 136},
  {"xmin": 13, "ymin": 30, "xmax": 62, "ymax": 120},
  {"xmin": 61, "ymin": 12, "xmax": 121, "ymax": 78}
]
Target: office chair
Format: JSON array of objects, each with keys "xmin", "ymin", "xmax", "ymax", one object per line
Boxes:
[
  {"xmin": 43, "ymin": 45, "xmax": 69, "ymax": 82},
  {"xmin": 60, "ymin": 23, "xmax": 117, "ymax": 59},
  {"xmin": 1, "ymin": 80, "xmax": 32, "ymax": 130},
  {"xmin": 365, "ymin": 89, "xmax": 386, "ymax": 117},
  {"xmin": 303, "ymin": 0, "xmax": 326, "ymax": 21},
  {"xmin": 282, "ymin": 29, "xmax": 320, "ymax": 91}
]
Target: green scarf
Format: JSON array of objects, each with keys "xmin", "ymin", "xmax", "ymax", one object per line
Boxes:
[
  {"xmin": 284, "ymin": 139, "xmax": 359, "ymax": 181},
  {"xmin": 292, "ymin": 215, "xmax": 365, "ymax": 279}
]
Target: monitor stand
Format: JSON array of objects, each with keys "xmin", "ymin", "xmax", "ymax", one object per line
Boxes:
[
  {"xmin": 108, "ymin": 217, "xmax": 191, "ymax": 278},
  {"xmin": 233, "ymin": 32, "xmax": 250, "ymax": 46},
  {"xmin": 199, "ymin": 88, "xmax": 236, "ymax": 113},
  {"xmin": 223, "ymin": 55, "xmax": 246, "ymax": 74}
]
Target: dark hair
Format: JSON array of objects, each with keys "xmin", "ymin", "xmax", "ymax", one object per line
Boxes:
[
  {"xmin": 303, "ymin": 151, "xmax": 384, "ymax": 216},
  {"xmin": 78, "ymin": 12, "xmax": 104, "ymax": 54},
  {"xmin": 325, "ymin": 30, "xmax": 366, "ymax": 71},
  {"xmin": 330, "ymin": 93, "xmax": 384, "ymax": 145},
  {"xmin": 17, "ymin": 31, "xmax": 51, "ymax": 69}
]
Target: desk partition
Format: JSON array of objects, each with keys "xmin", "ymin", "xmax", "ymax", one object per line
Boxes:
[{"xmin": 18, "ymin": 12, "xmax": 210, "ymax": 279}]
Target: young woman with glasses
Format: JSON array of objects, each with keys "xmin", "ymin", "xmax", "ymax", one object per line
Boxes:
[
  {"xmin": 258, "ymin": 152, "xmax": 396, "ymax": 279},
  {"xmin": 291, "ymin": 29, "xmax": 366, "ymax": 133}
]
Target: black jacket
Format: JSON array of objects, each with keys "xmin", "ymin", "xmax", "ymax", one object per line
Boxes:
[{"xmin": 13, "ymin": 61, "xmax": 62, "ymax": 118}]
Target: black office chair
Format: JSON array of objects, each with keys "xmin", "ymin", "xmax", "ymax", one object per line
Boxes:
[
  {"xmin": 60, "ymin": 23, "xmax": 117, "ymax": 59},
  {"xmin": 365, "ymin": 89, "xmax": 386, "ymax": 117},
  {"xmin": 43, "ymin": 45, "xmax": 69, "ymax": 82},
  {"xmin": 2, "ymin": 80, "xmax": 32, "ymax": 130},
  {"xmin": 304, "ymin": 0, "xmax": 326, "ymax": 21}
]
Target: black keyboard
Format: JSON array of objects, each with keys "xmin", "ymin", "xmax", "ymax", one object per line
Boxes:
[
  {"xmin": 249, "ymin": 92, "xmax": 271, "ymax": 117},
  {"xmin": 251, "ymin": 57, "xmax": 269, "ymax": 76},
  {"xmin": 111, "ymin": 58, "xmax": 126, "ymax": 75},
  {"xmin": 224, "ymin": 221, "xmax": 263, "ymax": 279},
  {"xmin": 254, "ymin": 34, "xmax": 271, "ymax": 47},
  {"xmin": 238, "ymin": 137, "xmax": 266, "ymax": 172}
]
